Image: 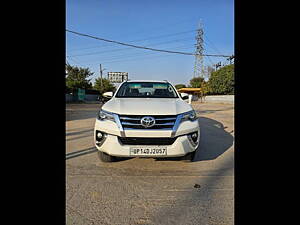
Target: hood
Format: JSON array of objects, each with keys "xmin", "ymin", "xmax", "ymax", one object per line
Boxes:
[{"xmin": 102, "ymin": 98, "xmax": 192, "ymax": 115}]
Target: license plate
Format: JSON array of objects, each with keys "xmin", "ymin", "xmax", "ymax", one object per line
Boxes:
[{"xmin": 129, "ymin": 146, "xmax": 167, "ymax": 156}]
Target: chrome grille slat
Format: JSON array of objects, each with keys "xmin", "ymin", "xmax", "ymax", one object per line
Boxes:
[
  {"xmin": 153, "ymin": 122, "xmax": 175, "ymax": 126},
  {"xmin": 119, "ymin": 117, "xmax": 141, "ymax": 120},
  {"xmin": 154, "ymin": 117, "xmax": 177, "ymax": 121},
  {"xmin": 121, "ymin": 122, "xmax": 142, "ymax": 126}
]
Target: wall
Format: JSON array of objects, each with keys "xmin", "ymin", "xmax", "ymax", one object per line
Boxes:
[
  {"xmin": 202, "ymin": 95, "xmax": 234, "ymax": 104},
  {"xmin": 85, "ymin": 94, "xmax": 99, "ymax": 101},
  {"xmin": 66, "ymin": 94, "xmax": 74, "ymax": 102},
  {"xmin": 66, "ymin": 94, "xmax": 99, "ymax": 102}
]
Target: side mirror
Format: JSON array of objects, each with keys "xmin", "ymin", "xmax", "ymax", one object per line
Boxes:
[
  {"xmin": 103, "ymin": 91, "xmax": 113, "ymax": 98},
  {"xmin": 180, "ymin": 93, "xmax": 189, "ymax": 100}
]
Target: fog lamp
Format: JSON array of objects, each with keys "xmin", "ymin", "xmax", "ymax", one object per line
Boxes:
[
  {"xmin": 188, "ymin": 132, "xmax": 199, "ymax": 147},
  {"xmin": 95, "ymin": 131, "xmax": 106, "ymax": 145},
  {"xmin": 97, "ymin": 132, "xmax": 103, "ymax": 139},
  {"xmin": 191, "ymin": 132, "xmax": 198, "ymax": 142}
]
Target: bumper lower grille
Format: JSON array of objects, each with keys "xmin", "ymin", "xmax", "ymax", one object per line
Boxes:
[
  {"xmin": 119, "ymin": 115, "xmax": 177, "ymax": 130},
  {"xmin": 118, "ymin": 137, "xmax": 177, "ymax": 145}
]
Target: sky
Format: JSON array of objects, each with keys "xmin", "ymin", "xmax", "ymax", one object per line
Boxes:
[{"xmin": 66, "ymin": 0, "xmax": 234, "ymax": 86}]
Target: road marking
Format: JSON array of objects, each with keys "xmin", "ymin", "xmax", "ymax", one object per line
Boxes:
[{"xmin": 66, "ymin": 147, "xmax": 97, "ymax": 160}]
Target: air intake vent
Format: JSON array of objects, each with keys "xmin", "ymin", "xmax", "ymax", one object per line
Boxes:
[{"xmin": 118, "ymin": 137, "xmax": 177, "ymax": 145}]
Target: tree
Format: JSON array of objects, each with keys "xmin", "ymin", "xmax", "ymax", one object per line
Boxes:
[
  {"xmin": 209, "ymin": 64, "xmax": 234, "ymax": 95},
  {"xmin": 66, "ymin": 64, "xmax": 93, "ymax": 92},
  {"xmin": 206, "ymin": 66, "xmax": 215, "ymax": 80},
  {"xmin": 94, "ymin": 78, "xmax": 116, "ymax": 94},
  {"xmin": 189, "ymin": 76, "xmax": 205, "ymax": 88},
  {"xmin": 175, "ymin": 84, "xmax": 186, "ymax": 89},
  {"xmin": 200, "ymin": 81, "xmax": 211, "ymax": 95}
]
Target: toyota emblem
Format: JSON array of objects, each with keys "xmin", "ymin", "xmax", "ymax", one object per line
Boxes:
[{"xmin": 140, "ymin": 116, "xmax": 155, "ymax": 128}]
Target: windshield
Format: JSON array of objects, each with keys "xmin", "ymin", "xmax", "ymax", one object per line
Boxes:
[{"xmin": 115, "ymin": 82, "xmax": 179, "ymax": 98}]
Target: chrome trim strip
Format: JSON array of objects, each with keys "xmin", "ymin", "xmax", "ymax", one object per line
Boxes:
[
  {"xmin": 171, "ymin": 114, "xmax": 183, "ymax": 138},
  {"xmin": 121, "ymin": 121, "xmax": 140, "ymax": 125},
  {"xmin": 119, "ymin": 117, "xmax": 141, "ymax": 120},
  {"xmin": 113, "ymin": 114, "xmax": 125, "ymax": 137}
]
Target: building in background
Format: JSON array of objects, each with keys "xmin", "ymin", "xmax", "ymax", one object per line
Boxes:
[{"xmin": 108, "ymin": 72, "xmax": 128, "ymax": 83}]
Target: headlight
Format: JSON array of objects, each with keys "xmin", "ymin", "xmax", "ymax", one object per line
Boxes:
[
  {"xmin": 181, "ymin": 110, "xmax": 197, "ymax": 122},
  {"xmin": 97, "ymin": 110, "xmax": 115, "ymax": 122}
]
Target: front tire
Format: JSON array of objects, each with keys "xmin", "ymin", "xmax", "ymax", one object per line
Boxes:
[
  {"xmin": 182, "ymin": 151, "xmax": 196, "ymax": 162},
  {"xmin": 97, "ymin": 151, "xmax": 115, "ymax": 162},
  {"xmin": 190, "ymin": 151, "xmax": 196, "ymax": 161}
]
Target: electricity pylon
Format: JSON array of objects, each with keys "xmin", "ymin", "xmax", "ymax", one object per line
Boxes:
[{"xmin": 193, "ymin": 21, "xmax": 205, "ymax": 79}]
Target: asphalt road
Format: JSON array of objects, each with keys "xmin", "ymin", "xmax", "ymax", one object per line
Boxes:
[{"xmin": 66, "ymin": 102, "xmax": 234, "ymax": 225}]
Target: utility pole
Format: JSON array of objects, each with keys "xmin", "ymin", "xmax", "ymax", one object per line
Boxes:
[
  {"xmin": 100, "ymin": 64, "xmax": 103, "ymax": 93},
  {"xmin": 99, "ymin": 64, "xmax": 106, "ymax": 93}
]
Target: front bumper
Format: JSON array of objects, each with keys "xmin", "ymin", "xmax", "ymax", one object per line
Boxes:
[{"xmin": 94, "ymin": 117, "xmax": 200, "ymax": 157}]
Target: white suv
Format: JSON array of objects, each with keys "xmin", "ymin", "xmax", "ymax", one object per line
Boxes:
[{"xmin": 94, "ymin": 80, "xmax": 200, "ymax": 162}]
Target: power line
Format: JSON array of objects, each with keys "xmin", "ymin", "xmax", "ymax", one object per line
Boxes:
[
  {"xmin": 73, "ymin": 44, "xmax": 195, "ymax": 64},
  {"xmin": 67, "ymin": 46, "xmax": 194, "ymax": 67},
  {"xmin": 94, "ymin": 52, "xmax": 180, "ymax": 65},
  {"xmin": 206, "ymin": 55, "xmax": 214, "ymax": 66},
  {"xmin": 66, "ymin": 56, "xmax": 83, "ymax": 66},
  {"xmin": 67, "ymin": 16, "xmax": 200, "ymax": 52},
  {"xmin": 69, "ymin": 47, "xmax": 192, "ymax": 67},
  {"xmin": 68, "ymin": 49, "xmax": 226, "ymax": 69},
  {"xmin": 66, "ymin": 29, "xmax": 231, "ymax": 57},
  {"xmin": 67, "ymin": 53, "xmax": 223, "ymax": 67},
  {"xmin": 67, "ymin": 30, "xmax": 196, "ymax": 53},
  {"xmin": 203, "ymin": 41, "xmax": 221, "ymax": 56},
  {"xmin": 202, "ymin": 42, "xmax": 225, "ymax": 68},
  {"xmin": 68, "ymin": 45, "xmax": 224, "ymax": 67},
  {"xmin": 69, "ymin": 37, "xmax": 195, "ymax": 57},
  {"xmin": 203, "ymin": 33, "xmax": 223, "ymax": 55}
]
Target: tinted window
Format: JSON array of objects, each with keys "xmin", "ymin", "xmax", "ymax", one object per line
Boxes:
[{"xmin": 115, "ymin": 82, "xmax": 178, "ymax": 98}]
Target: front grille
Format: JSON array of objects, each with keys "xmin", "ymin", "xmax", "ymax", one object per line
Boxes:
[
  {"xmin": 119, "ymin": 115, "xmax": 177, "ymax": 130},
  {"xmin": 118, "ymin": 137, "xmax": 177, "ymax": 145}
]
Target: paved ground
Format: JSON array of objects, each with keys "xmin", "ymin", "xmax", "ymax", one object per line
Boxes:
[{"xmin": 66, "ymin": 101, "xmax": 234, "ymax": 225}]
